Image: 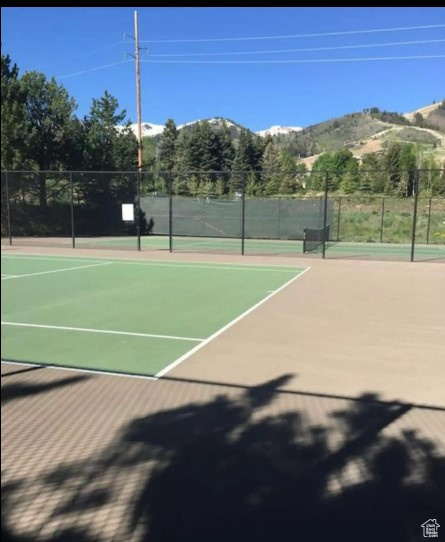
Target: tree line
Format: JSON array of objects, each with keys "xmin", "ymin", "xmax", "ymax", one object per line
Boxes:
[{"xmin": 2, "ymin": 52, "xmax": 444, "ymax": 207}]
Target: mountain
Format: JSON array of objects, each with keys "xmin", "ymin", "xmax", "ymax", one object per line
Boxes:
[
  {"xmin": 404, "ymin": 101, "xmax": 445, "ymax": 132},
  {"xmin": 176, "ymin": 117, "xmax": 246, "ymax": 141},
  {"xmin": 272, "ymin": 103, "xmax": 445, "ymax": 167},
  {"xmin": 119, "ymin": 102, "xmax": 445, "ymax": 167},
  {"xmin": 119, "ymin": 117, "xmax": 247, "ymax": 140},
  {"xmin": 122, "ymin": 122, "xmax": 165, "ymax": 138},
  {"xmin": 256, "ymin": 125, "xmax": 303, "ymax": 137}
]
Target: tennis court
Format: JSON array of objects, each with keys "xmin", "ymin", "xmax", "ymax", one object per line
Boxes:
[
  {"xmin": 1, "ymin": 253, "xmax": 307, "ymax": 377},
  {"xmin": 2, "ymin": 246, "xmax": 445, "ymax": 542},
  {"xmin": 6, "ymin": 234, "xmax": 445, "ymax": 261}
]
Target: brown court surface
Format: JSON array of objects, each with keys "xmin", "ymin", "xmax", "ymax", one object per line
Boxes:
[{"xmin": 2, "ymin": 245, "xmax": 445, "ymax": 542}]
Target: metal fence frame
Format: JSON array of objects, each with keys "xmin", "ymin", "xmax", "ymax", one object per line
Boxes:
[{"xmin": 1, "ymin": 168, "xmax": 444, "ymax": 262}]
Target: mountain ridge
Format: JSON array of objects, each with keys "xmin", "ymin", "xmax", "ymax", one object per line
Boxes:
[{"xmin": 118, "ymin": 101, "xmax": 445, "ymax": 166}]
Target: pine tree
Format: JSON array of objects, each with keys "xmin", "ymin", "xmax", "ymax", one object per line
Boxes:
[
  {"xmin": 1, "ymin": 54, "xmax": 26, "ymax": 169},
  {"xmin": 341, "ymin": 162, "xmax": 360, "ymax": 194},
  {"xmin": 279, "ymin": 152, "xmax": 304, "ymax": 194},
  {"xmin": 19, "ymin": 71, "xmax": 79, "ymax": 208},
  {"xmin": 218, "ymin": 121, "xmax": 235, "ymax": 171},
  {"xmin": 361, "ymin": 153, "xmax": 385, "ymax": 193},
  {"xmin": 261, "ymin": 141, "xmax": 282, "ymax": 195},
  {"xmin": 309, "ymin": 153, "xmax": 334, "ymax": 192},
  {"xmin": 159, "ymin": 119, "xmax": 178, "ymax": 172},
  {"xmin": 399, "ymin": 144, "xmax": 416, "ymax": 196},
  {"xmin": 384, "ymin": 143, "xmax": 402, "ymax": 194}
]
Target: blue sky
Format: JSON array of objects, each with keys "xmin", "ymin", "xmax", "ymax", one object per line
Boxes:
[{"xmin": 1, "ymin": 7, "xmax": 444, "ymax": 131}]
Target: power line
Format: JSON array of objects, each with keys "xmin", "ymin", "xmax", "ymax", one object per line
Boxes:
[
  {"xmin": 140, "ymin": 24, "xmax": 445, "ymax": 43},
  {"xmin": 39, "ymin": 41, "xmax": 123, "ymax": 69},
  {"xmin": 150, "ymin": 39, "xmax": 445, "ymax": 57},
  {"xmin": 56, "ymin": 60, "xmax": 130, "ymax": 80},
  {"xmin": 142, "ymin": 54, "xmax": 445, "ymax": 64}
]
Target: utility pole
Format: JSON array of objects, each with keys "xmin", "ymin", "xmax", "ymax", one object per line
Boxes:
[
  {"xmin": 126, "ymin": 11, "xmax": 143, "ymax": 170},
  {"xmin": 134, "ymin": 10, "xmax": 143, "ymax": 171}
]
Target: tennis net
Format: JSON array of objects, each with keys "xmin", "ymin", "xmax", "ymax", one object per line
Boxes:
[{"xmin": 303, "ymin": 225, "xmax": 330, "ymax": 253}]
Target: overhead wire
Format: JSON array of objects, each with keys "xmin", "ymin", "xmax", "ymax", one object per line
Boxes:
[
  {"xmin": 139, "ymin": 24, "xmax": 445, "ymax": 43},
  {"xmin": 149, "ymin": 39, "xmax": 445, "ymax": 57},
  {"xmin": 142, "ymin": 54, "xmax": 445, "ymax": 64}
]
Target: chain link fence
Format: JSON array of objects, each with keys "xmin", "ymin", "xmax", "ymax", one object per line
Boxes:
[{"xmin": 1, "ymin": 169, "xmax": 444, "ymax": 261}]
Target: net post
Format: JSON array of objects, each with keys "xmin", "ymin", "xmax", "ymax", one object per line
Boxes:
[
  {"xmin": 322, "ymin": 171, "xmax": 329, "ymax": 259},
  {"xmin": 410, "ymin": 169, "xmax": 419, "ymax": 262},
  {"xmin": 426, "ymin": 196, "xmax": 432, "ymax": 245},
  {"xmin": 69, "ymin": 171, "xmax": 75, "ymax": 249},
  {"xmin": 5, "ymin": 170, "xmax": 12, "ymax": 246},
  {"xmin": 136, "ymin": 171, "xmax": 141, "ymax": 251},
  {"xmin": 168, "ymin": 170, "xmax": 173, "ymax": 253},
  {"xmin": 241, "ymin": 172, "xmax": 246, "ymax": 255},
  {"xmin": 380, "ymin": 196, "xmax": 385, "ymax": 243}
]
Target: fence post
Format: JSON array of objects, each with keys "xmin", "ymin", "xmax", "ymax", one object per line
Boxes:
[
  {"xmin": 426, "ymin": 196, "xmax": 432, "ymax": 245},
  {"xmin": 336, "ymin": 195, "xmax": 341, "ymax": 241},
  {"xmin": 322, "ymin": 171, "xmax": 329, "ymax": 259},
  {"xmin": 380, "ymin": 196, "xmax": 385, "ymax": 244},
  {"xmin": 5, "ymin": 171, "xmax": 12, "ymax": 246},
  {"xmin": 241, "ymin": 173, "xmax": 246, "ymax": 255},
  {"xmin": 136, "ymin": 171, "xmax": 141, "ymax": 251},
  {"xmin": 69, "ymin": 172, "xmax": 75, "ymax": 248},
  {"xmin": 169, "ymin": 170, "xmax": 173, "ymax": 253},
  {"xmin": 410, "ymin": 169, "xmax": 419, "ymax": 262}
]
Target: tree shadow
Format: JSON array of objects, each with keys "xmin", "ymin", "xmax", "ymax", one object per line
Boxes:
[{"xmin": 2, "ymin": 374, "xmax": 444, "ymax": 541}]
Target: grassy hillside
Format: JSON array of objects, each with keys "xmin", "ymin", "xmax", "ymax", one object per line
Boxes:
[
  {"xmin": 404, "ymin": 101, "xmax": 445, "ymax": 132},
  {"xmin": 275, "ymin": 105, "xmax": 445, "ymax": 166},
  {"xmin": 424, "ymin": 104, "xmax": 445, "ymax": 132},
  {"xmin": 275, "ymin": 113, "xmax": 389, "ymax": 156}
]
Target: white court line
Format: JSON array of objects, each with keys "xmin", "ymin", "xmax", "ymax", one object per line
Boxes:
[
  {"xmin": 1, "ymin": 261, "xmax": 112, "ymax": 280},
  {"xmin": 155, "ymin": 266, "xmax": 311, "ymax": 377},
  {"xmin": 1, "ymin": 322, "xmax": 204, "ymax": 342},
  {"xmin": 1, "ymin": 256, "xmax": 300, "ymax": 273},
  {"xmin": 1, "ymin": 360, "xmax": 158, "ymax": 381},
  {"xmin": 1, "ymin": 253, "xmax": 304, "ymax": 270},
  {"xmin": 1, "ymin": 274, "xmax": 17, "ymax": 278}
]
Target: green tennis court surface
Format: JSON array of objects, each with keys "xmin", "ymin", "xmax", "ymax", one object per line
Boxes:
[
  {"xmin": 9, "ymin": 235, "xmax": 444, "ymax": 260},
  {"xmin": 1, "ymin": 254, "xmax": 307, "ymax": 377}
]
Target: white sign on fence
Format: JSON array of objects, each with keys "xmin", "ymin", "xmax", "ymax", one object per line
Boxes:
[{"xmin": 122, "ymin": 204, "xmax": 134, "ymax": 222}]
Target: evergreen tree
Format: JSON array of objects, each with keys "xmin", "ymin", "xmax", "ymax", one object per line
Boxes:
[
  {"xmin": 232, "ymin": 129, "xmax": 259, "ymax": 193},
  {"xmin": 399, "ymin": 144, "xmax": 416, "ymax": 196},
  {"xmin": 174, "ymin": 130, "xmax": 192, "ymax": 174},
  {"xmin": 83, "ymin": 91, "xmax": 132, "ymax": 171},
  {"xmin": 279, "ymin": 152, "xmax": 306, "ymax": 194},
  {"xmin": 309, "ymin": 153, "xmax": 334, "ymax": 191},
  {"xmin": 331, "ymin": 149, "xmax": 357, "ymax": 191},
  {"xmin": 1, "ymin": 53, "xmax": 26, "ymax": 169},
  {"xmin": 218, "ymin": 121, "xmax": 235, "ymax": 171},
  {"xmin": 81, "ymin": 92, "xmax": 137, "ymax": 219},
  {"xmin": 340, "ymin": 160, "xmax": 360, "ymax": 194},
  {"xmin": 19, "ymin": 71, "xmax": 79, "ymax": 208},
  {"xmin": 159, "ymin": 118, "xmax": 178, "ymax": 171},
  {"xmin": 361, "ymin": 153, "xmax": 385, "ymax": 193},
  {"xmin": 383, "ymin": 143, "xmax": 402, "ymax": 194},
  {"xmin": 261, "ymin": 141, "xmax": 282, "ymax": 195}
]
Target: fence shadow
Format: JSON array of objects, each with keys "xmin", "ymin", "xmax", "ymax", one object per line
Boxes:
[{"xmin": 1, "ymin": 373, "xmax": 91, "ymax": 405}]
